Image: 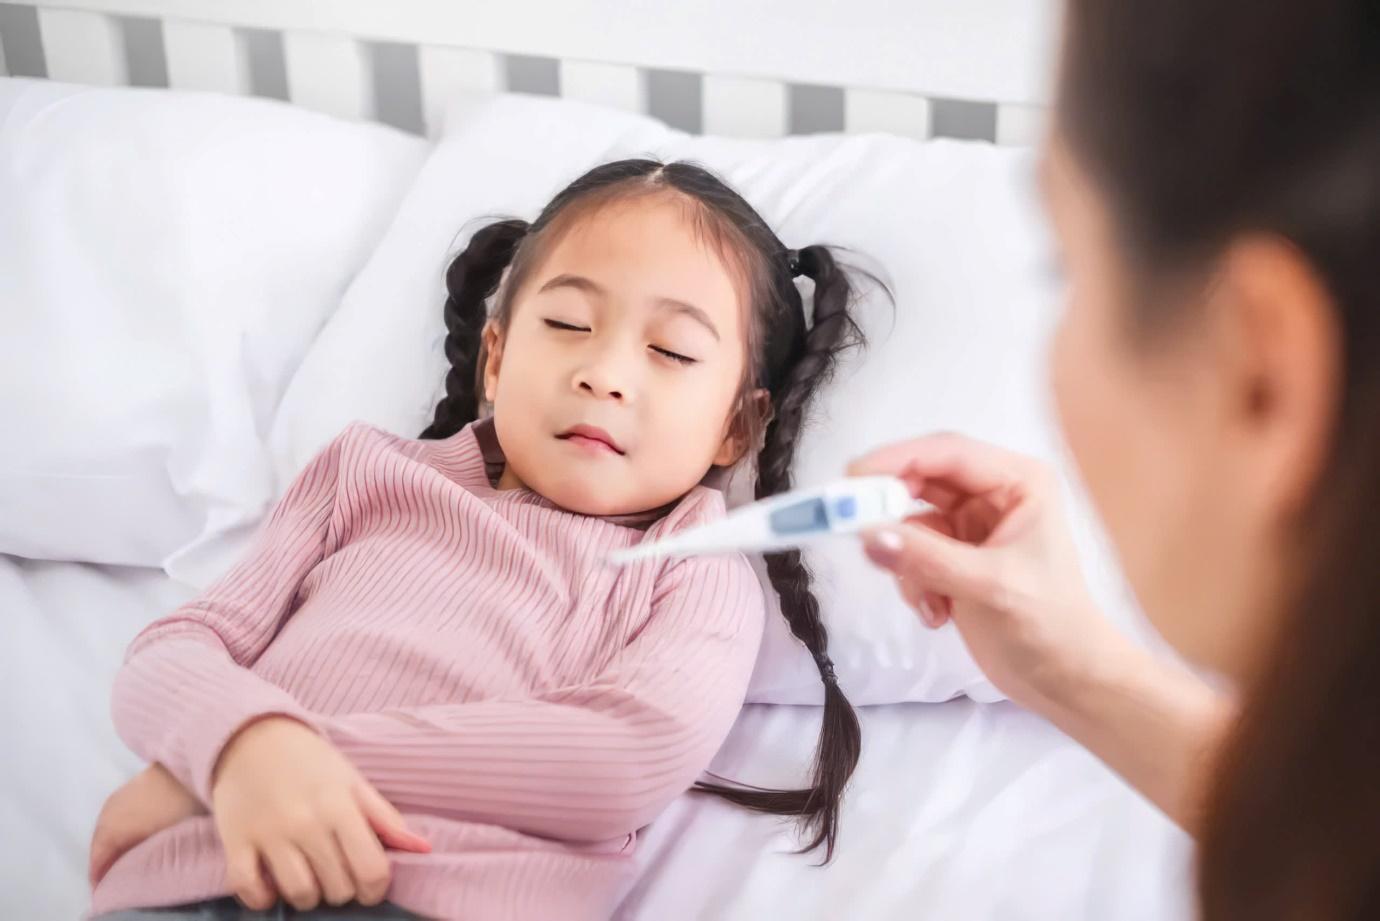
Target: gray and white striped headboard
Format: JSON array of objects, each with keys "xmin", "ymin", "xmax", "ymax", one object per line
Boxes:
[{"xmin": 0, "ymin": 0, "xmax": 1058, "ymax": 144}]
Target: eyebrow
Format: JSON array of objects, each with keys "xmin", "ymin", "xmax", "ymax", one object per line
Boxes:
[{"xmin": 537, "ymin": 273, "xmax": 721, "ymax": 341}]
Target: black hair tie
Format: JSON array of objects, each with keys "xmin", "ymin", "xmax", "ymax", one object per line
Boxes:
[
  {"xmin": 786, "ymin": 247, "xmax": 808, "ymax": 278},
  {"xmin": 813, "ymin": 651, "xmax": 838, "ymax": 685}
]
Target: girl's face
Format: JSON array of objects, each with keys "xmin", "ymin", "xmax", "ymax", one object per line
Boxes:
[{"xmin": 483, "ymin": 193, "xmax": 752, "ymax": 516}]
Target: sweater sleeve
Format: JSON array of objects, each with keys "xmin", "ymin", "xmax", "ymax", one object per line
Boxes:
[
  {"xmin": 320, "ymin": 551, "xmax": 766, "ymax": 843},
  {"xmin": 109, "ymin": 431, "xmax": 346, "ymax": 803}
]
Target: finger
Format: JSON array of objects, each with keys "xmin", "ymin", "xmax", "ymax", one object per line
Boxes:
[
  {"xmin": 921, "ymin": 592, "xmax": 951, "ymax": 628},
  {"xmin": 356, "ymin": 783, "xmax": 431, "ymax": 854},
  {"xmin": 89, "ymin": 835, "xmax": 116, "ymax": 887},
  {"xmin": 335, "ymin": 804, "xmax": 393, "ymax": 906},
  {"xmin": 876, "ymin": 514, "xmax": 969, "ymax": 624},
  {"xmin": 89, "ymin": 827, "xmax": 140, "ymax": 887},
  {"xmin": 861, "ymin": 522, "xmax": 995, "ymax": 603},
  {"xmin": 225, "ymin": 843, "xmax": 276, "ymax": 912},
  {"xmin": 890, "ymin": 565, "xmax": 934, "ymax": 618},
  {"xmin": 906, "ymin": 509, "xmax": 956, "ymax": 537},
  {"xmin": 915, "ymin": 479, "xmax": 964, "ymax": 511},
  {"xmin": 849, "ymin": 433, "xmax": 1034, "ymax": 498},
  {"xmin": 296, "ymin": 820, "xmax": 356, "ymax": 907},
  {"xmin": 264, "ymin": 842, "xmax": 321, "ymax": 911}
]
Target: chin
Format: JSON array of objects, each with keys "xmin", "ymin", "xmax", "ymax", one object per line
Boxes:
[
  {"xmin": 541, "ymin": 472, "xmax": 687, "ymax": 518},
  {"xmin": 538, "ymin": 475, "xmax": 632, "ymax": 517},
  {"xmin": 560, "ymin": 492, "xmax": 626, "ymax": 517}
]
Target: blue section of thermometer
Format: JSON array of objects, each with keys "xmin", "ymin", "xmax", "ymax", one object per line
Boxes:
[{"xmin": 608, "ymin": 476, "xmax": 928, "ymax": 565}]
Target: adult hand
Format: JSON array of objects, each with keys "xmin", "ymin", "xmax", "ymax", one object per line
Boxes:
[
  {"xmin": 851, "ymin": 433, "xmax": 1232, "ymax": 833},
  {"xmin": 849, "ymin": 432, "xmax": 1121, "ymax": 715},
  {"xmin": 210, "ymin": 716, "xmax": 430, "ymax": 911}
]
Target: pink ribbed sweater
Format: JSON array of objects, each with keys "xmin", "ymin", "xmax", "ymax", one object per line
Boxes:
[{"xmin": 90, "ymin": 419, "xmax": 765, "ymax": 920}]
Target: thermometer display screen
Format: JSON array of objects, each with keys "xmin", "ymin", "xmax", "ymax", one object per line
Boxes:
[{"xmin": 768, "ymin": 498, "xmax": 830, "ymax": 535}]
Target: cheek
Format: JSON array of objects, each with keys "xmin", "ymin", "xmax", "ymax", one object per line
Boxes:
[
  {"xmin": 491, "ymin": 327, "xmax": 552, "ymax": 401},
  {"xmin": 1052, "ymin": 293, "xmax": 1233, "ymax": 665},
  {"xmin": 488, "ymin": 328, "xmax": 558, "ymax": 458},
  {"xmin": 645, "ymin": 365, "xmax": 742, "ymax": 458},
  {"xmin": 1052, "ymin": 294, "xmax": 1187, "ymax": 618},
  {"xmin": 1051, "ymin": 293, "xmax": 1147, "ymax": 516}
]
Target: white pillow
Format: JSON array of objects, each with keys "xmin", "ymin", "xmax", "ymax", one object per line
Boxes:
[
  {"xmin": 0, "ymin": 79, "xmax": 428, "ymax": 579},
  {"xmin": 272, "ymin": 93, "xmax": 1135, "ymax": 704}
]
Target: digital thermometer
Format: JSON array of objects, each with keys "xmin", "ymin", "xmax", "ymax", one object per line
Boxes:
[{"xmin": 608, "ymin": 476, "xmax": 927, "ymax": 565}]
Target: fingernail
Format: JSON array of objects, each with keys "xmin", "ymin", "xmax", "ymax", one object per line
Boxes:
[
  {"xmin": 919, "ymin": 596, "xmax": 940, "ymax": 628},
  {"xmin": 863, "ymin": 529, "xmax": 904, "ymax": 567}
]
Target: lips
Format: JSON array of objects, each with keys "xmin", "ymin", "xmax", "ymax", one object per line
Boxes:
[{"xmin": 556, "ymin": 424, "xmax": 625, "ymax": 455}]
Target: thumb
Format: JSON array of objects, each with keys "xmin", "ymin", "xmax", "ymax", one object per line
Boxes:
[
  {"xmin": 861, "ymin": 522, "xmax": 994, "ymax": 603},
  {"xmin": 355, "ymin": 783, "xmax": 431, "ymax": 854}
]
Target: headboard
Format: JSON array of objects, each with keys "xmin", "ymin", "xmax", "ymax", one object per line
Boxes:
[{"xmin": 0, "ymin": 0, "xmax": 1058, "ymax": 144}]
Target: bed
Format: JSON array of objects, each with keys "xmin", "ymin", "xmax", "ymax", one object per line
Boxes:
[
  {"xmin": 0, "ymin": 1, "xmax": 1195, "ymax": 918},
  {"xmin": 1, "ymin": 553, "xmax": 1192, "ymax": 920}
]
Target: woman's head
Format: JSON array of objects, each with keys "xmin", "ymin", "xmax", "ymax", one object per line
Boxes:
[
  {"xmin": 422, "ymin": 159, "xmax": 866, "ymax": 859},
  {"xmin": 1046, "ymin": 1, "xmax": 1379, "ymax": 917}
]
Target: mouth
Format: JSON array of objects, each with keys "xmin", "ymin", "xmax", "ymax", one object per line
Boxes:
[{"xmin": 556, "ymin": 425, "xmax": 626, "ymax": 456}]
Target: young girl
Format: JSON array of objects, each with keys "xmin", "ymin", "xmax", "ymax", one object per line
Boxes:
[{"xmin": 88, "ymin": 159, "xmax": 865, "ymax": 921}]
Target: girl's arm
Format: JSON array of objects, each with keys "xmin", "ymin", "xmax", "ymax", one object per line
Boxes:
[
  {"xmin": 110, "ymin": 431, "xmax": 345, "ymax": 804},
  {"xmin": 315, "ymin": 552, "xmax": 765, "ymax": 843}
]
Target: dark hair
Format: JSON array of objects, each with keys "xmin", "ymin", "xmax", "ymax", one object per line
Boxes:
[
  {"xmin": 1060, "ymin": 3, "xmax": 1380, "ymax": 919},
  {"xmin": 420, "ymin": 159, "xmax": 865, "ymax": 861}
]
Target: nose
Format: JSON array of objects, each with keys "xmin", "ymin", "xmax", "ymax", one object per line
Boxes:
[{"xmin": 572, "ymin": 341, "xmax": 638, "ymax": 403}]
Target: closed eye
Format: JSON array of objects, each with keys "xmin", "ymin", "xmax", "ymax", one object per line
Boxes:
[
  {"xmin": 544, "ymin": 319, "xmax": 591, "ymax": 332},
  {"xmin": 651, "ymin": 345, "xmax": 697, "ymax": 366}
]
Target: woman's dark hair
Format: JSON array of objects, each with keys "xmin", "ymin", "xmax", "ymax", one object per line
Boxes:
[
  {"xmin": 1060, "ymin": 3, "xmax": 1380, "ymax": 919},
  {"xmin": 419, "ymin": 159, "xmax": 865, "ymax": 861}
]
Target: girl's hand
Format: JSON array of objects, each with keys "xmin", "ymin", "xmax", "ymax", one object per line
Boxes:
[
  {"xmin": 849, "ymin": 433, "xmax": 1124, "ymax": 715},
  {"xmin": 89, "ymin": 763, "xmax": 205, "ymax": 887},
  {"xmin": 210, "ymin": 716, "xmax": 430, "ymax": 911}
]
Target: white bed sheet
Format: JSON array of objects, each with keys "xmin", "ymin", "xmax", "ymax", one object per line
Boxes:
[{"xmin": 0, "ymin": 554, "xmax": 1193, "ymax": 920}]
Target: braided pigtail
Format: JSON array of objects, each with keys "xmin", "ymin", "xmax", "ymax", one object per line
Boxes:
[
  {"xmin": 419, "ymin": 219, "xmax": 529, "ymax": 440},
  {"xmin": 696, "ymin": 244, "xmax": 864, "ymax": 863}
]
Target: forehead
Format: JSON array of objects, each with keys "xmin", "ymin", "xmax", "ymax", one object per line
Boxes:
[{"xmin": 532, "ymin": 192, "xmax": 750, "ymax": 323}]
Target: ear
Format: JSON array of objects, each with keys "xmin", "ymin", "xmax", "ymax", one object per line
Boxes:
[
  {"xmin": 482, "ymin": 321, "xmax": 505, "ymax": 404},
  {"xmin": 1214, "ymin": 235, "xmax": 1341, "ymax": 520},
  {"xmin": 713, "ymin": 388, "xmax": 772, "ymax": 467}
]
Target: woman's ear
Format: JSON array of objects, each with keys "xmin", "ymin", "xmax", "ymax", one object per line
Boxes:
[
  {"xmin": 713, "ymin": 388, "xmax": 773, "ymax": 466},
  {"xmin": 1214, "ymin": 235, "xmax": 1341, "ymax": 521},
  {"xmin": 482, "ymin": 321, "xmax": 505, "ymax": 404}
]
